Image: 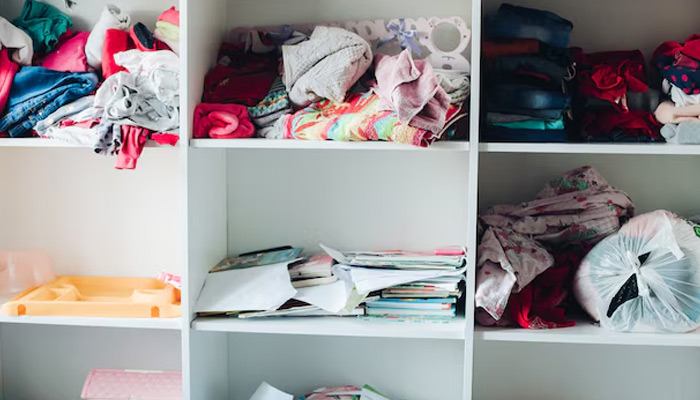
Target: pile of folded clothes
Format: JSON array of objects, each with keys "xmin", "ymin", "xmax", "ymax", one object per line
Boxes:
[
  {"xmin": 195, "ymin": 23, "xmax": 469, "ymax": 147},
  {"xmin": 482, "ymin": 4, "xmax": 574, "ymax": 142},
  {"xmin": 475, "ymin": 166, "xmax": 635, "ymax": 329},
  {"xmin": 0, "ymin": 0, "xmax": 180, "ymax": 170},
  {"xmin": 654, "ymin": 34, "xmax": 700, "ymax": 144},
  {"xmin": 573, "ymin": 49, "xmax": 664, "ymax": 142}
]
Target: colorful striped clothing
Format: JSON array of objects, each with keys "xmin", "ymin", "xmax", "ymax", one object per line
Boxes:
[{"xmin": 283, "ymin": 92, "xmax": 462, "ymax": 147}]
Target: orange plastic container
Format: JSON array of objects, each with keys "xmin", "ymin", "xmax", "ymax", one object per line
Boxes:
[{"xmin": 1, "ymin": 276, "xmax": 181, "ymax": 318}]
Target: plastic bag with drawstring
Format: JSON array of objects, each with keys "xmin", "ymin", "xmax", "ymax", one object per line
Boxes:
[{"xmin": 574, "ymin": 210, "xmax": 700, "ymax": 332}]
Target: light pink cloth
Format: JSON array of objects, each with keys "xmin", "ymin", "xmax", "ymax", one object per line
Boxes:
[
  {"xmin": 373, "ymin": 49, "xmax": 450, "ymax": 133},
  {"xmin": 42, "ymin": 31, "xmax": 89, "ymax": 72},
  {"xmin": 157, "ymin": 6, "xmax": 179, "ymax": 26},
  {"xmin": 655, "ymin": 100, "xmax": 700, "ymax": 124}
]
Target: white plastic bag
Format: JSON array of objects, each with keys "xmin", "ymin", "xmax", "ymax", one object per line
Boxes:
[{"xmin": 574, "ymin": 210, "xmax": 700, "ymax": 332}]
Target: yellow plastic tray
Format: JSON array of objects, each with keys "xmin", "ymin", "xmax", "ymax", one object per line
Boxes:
[{"xmin": 1, "ymin": 276, "xmax": 181, "ymax": 318}]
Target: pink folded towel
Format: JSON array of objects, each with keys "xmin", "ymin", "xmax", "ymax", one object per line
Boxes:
[
  {"xmin": 194, "ymin": 103, "xmax": 254, "ymax": 139},
  {"xmin": 373, "ymin": 49, "xmax": 451, "ymax": 133},
  {"xmin": 655, "ymin": 100, "xmax": 700, "ymax": 124}
]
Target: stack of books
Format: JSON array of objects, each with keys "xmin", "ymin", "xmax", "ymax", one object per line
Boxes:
[
  {"xmin": 366, "ymin": 277, "xmax": 462, "ymax": 320},
  {"xmin": 321, "ymin": 245, "xmax": 466, "ymax": 321}
]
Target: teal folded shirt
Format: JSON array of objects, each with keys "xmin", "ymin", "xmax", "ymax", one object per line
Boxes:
[
  {"xmin": 493, "ymin": 118, "xmax": 565, "ymax": 130},
  {"xmin": 14, "ymin": 0, "xmax": 72, "ymax": 54}
]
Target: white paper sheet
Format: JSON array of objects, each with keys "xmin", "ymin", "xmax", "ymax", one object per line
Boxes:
[
  {"xmin": 293, "ymin": 279, "xmax": 351, "ymax": 313},
  {"xmin": 249, "ymin": 382, "xmax": 293, "ymax": 400},
  {"xmin": 195, "ymin": 262, "xmax": 297, "ymax": 313},
  {"xmin": 333, "ymin": 264, "xmax": 466, "ymax": 295}
]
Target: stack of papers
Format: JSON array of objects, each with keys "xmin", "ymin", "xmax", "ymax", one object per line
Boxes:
[
  {"xmin": 194, "ymin": 244, "xmax": 466, "ymax": 322},
  {"xmin": 324, "ymin": 245, "xmax": 465, "ymax": 322},
  {"xmin": 249, "ymin": 383, "xmax": 396, "ymax": 400}
]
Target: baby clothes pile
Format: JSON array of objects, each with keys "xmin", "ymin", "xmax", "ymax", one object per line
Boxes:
[
  {"xmin": 476, "ymin": 166, "xmax": 635, "ymax": 329},
  {"xmin": 574, "ymin": 49, "xmax": 663, "ymax": 142},
  {"xmin": 0, "ymin": 0, "xmax": 180, "ymax": 170},
  {"xmin": 655, "ymin": 35, "xmax": 700, "ymax": 144},
  {"xmin": 195, "ymin": 24, "xmax": 469, "ymax": 147},
  {"xmin": 482, "ymin": 4, "xmax": 574, "ymax": 142}
]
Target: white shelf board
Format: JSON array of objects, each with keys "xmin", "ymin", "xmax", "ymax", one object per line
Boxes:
[
  {"xmin": 0, "ymin": 138, "xmax": 177, "ymax": 148},
  {"xmin": 0, "ymin": 314, "xmax": 182, "ymax": 330},
  {"xmin": 192, "ymin": 316, "xmax": 466, "ymax": 340},
  {"xmin": 476, "ymin": 320, "xmax": 700, "ymax": 347},
  {"xmin": 480, "ymin": 142, "xmax": 700, "ymax": 155},
  {"xmin": 190, "ymin": 138, "xmax": 470, "ymax": 151}
]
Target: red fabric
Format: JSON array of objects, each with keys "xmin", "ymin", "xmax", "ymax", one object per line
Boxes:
[
  {"xmin": 583, "ymin": 107, "xmax": 662, "ymax": 140},
  {"xmin": 194, "ymin": 103, "xmax": 254, "ymax": 139},
  {"xmin": 102, "ymin": 29, "xmax": 134, "ymax": 78},
  {"xmin": 59, "ymin": 118, "xmax": 100, "ymax": 128},
  {"xmin": 42, "ymin": 30, "xmax": 90, "ymax": 72},
  {"xmin": 202, "ymin": 44, "xmax": 279, "ymax": 105},
  {"xmin": 151, "ymin": 133, "xmax": 179, "ymax": 146},
  {"xmin": 0, "ymin": 49, "xmax": 19, "ymax": 113},
  {"xmin": 483, "ymin": 39, "xmax": 540, "ymax": 59},
  {"xmin": 115, "ymin": 125, "xmax": 149, "ymax": 170},
  {"xmin": 507, "ymin": 245, "xmax": 593, "ymax": 330},
  {"xmin": 203, "ymin": 67, "xmax": 277, "ymax": 105},
  {"xmin": 575, "ymin": 50, "xmax": 648, "ymax": 110},
  {"xmin": 654, "ymin": 34, "xmax": 700, "ymax": 63}
]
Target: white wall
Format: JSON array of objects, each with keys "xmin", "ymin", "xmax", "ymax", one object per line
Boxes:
[
  {"xmin": 0, "ymin": 149, "xmax": 182, "ymax": 277},
  {"xmin": 226, "ymin": 0, "xmax": 471, "ymax": 27},
  {"xmin": 226, "ymin": 150, "xmax": 470, "ymax": 255},
  {"xmin": 474, "ymin": 340, "xmax": 700, "ymax": 400},
  {"xmin": 479, "ymin": 153, "xmax": 700, "ymax": 217}
]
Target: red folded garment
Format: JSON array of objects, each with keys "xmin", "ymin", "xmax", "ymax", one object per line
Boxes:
[
  {"xmin": 203, "ymin": 66, "xmax": 277, "ymax": 105},
  {"xmin": 654, "ymin": 34, "xmax": 700, "ymax": 63},
  {"xmin": 583, "ymin": 107, "xmax": 662, "ymax": 140},
  {"xmin": 102, "ymin": 28, "xmax": 133, "ymax": 78},
  {"xmin": 0, "ymin": 48, "xmax": 19, "ymax": 112},
  {"xmin": 42, "ymin": 30, "xmax": 90, "ymax": 72},
  {"xmin": 575, "ymin": 49, "xmax": 648, "ymax": 110},
  {"xmin": 202, "ymin": 44, "xmax": 279, "ymax": 105},
  {"xmin": 193, "ymin": 103, "xmax": 254, "ymax": 139}
]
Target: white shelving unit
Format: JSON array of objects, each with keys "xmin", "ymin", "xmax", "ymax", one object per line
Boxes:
[{"xmin": 0, "ymin": 0, "xmax": 698, "ymax": 399}]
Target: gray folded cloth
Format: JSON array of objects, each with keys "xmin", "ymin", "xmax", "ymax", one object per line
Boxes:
[
  {"xmin": 661, "ymin": 122, "xmax": 700, "ymax": 144},
  {"xmin": 282, "ymin": 26, "xmax": 372, "ymax": 107}
]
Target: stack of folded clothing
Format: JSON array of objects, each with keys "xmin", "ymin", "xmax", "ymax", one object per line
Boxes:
[
  {"xmin": 482, "ymin": 4, "xmax": 574, "ymax": 142},
  {"xmin": 476, "ymin": 166, "xmax": 635, "ymax": 329},
  {"xmin": 574, "ymin": 49, "xmax": 663, "ymax": 142},
  {"xmin": 0, "ymin": 0, "xmax": 181, "ymax": 170},
  {"xmin": 654, "ymin": 34, "xmax": 700, "ymax": 144},
  {"xmin": 366, "ymin": 276, "xmax": 461, "ymax": 320}
]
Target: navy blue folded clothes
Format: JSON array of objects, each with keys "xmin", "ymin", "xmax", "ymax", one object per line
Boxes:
[
  {"xmin": 489, "ymin": 55, "xmax": 572, "ymax": 84},
  {"xmin": 483, "ymin": 126, "xmax": 569, "ymax": 142},
  {"xmin": 0, "ymin": 67, "xmax": 98, "ymax": 137},
  {"xmin": 485, "ymin": 4, "xmax": 573, "ymax": 48},
  {"xmin": 487, "ymin": 84, "xmax": 570, "ymax": 115}
]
